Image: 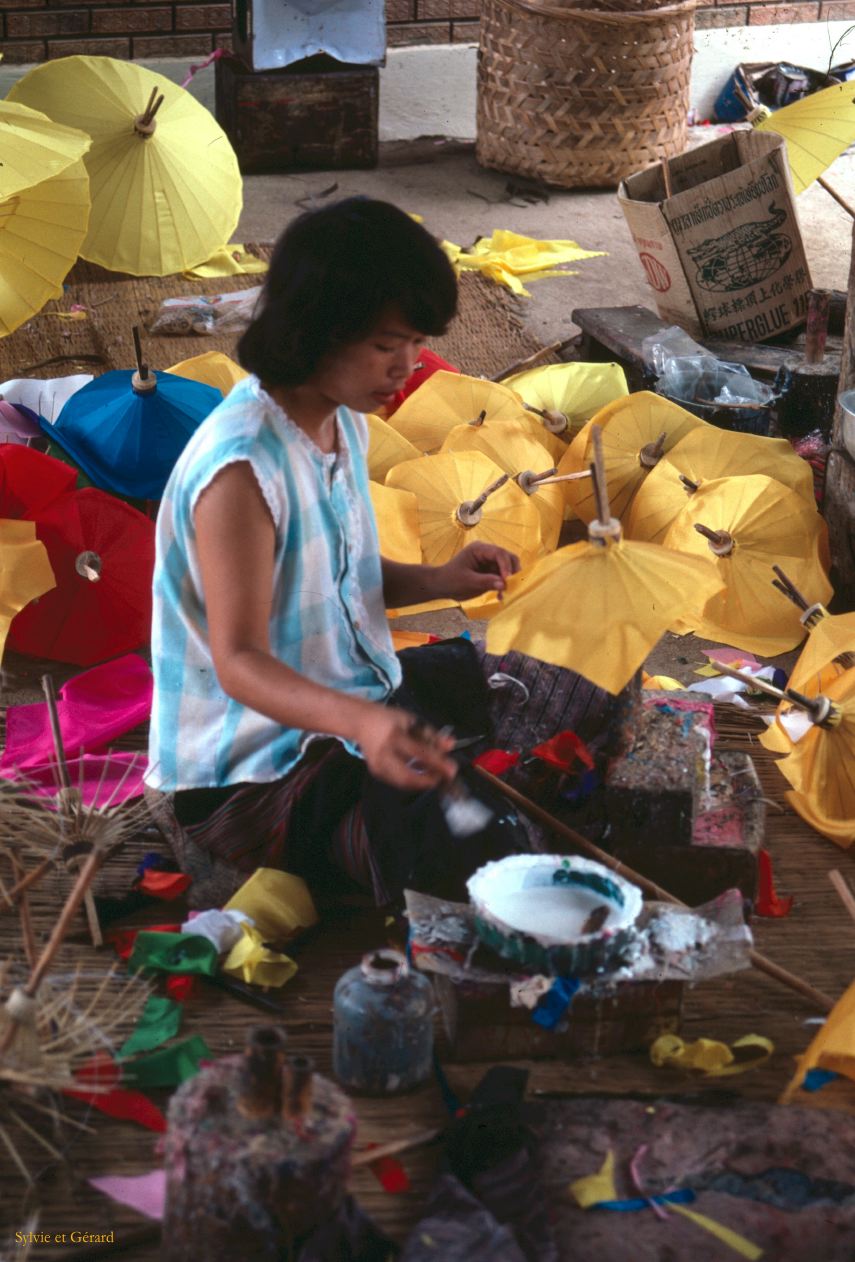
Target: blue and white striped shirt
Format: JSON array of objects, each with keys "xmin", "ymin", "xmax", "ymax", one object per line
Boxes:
[{"xmin": 146, "ymin": 375, "xmax": 401, "ymax": 792}]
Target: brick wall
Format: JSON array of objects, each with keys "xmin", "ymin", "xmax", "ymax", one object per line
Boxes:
[{"xmin": 1, "ymin": 0, "xmax": 850, "ymax": 64}]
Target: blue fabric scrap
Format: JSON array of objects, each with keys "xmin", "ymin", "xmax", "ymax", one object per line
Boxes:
[{"xmin": 532, "ymin": 977, "xmax": 580, "ymax": 1030}]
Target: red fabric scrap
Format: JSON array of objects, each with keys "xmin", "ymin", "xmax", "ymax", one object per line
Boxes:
[
  {"xmin": 136, "ymin": 870, "xmax": 192, "ymax": 900},
  {"xmin": 361, "ymin": 1145, "xmax": 411, "ymax": 1194},
  {"xmin": 531, "ymin": 730, "xmax": 594, "ymax": 773},
  {"xmin": 474, "ymin": 749, "xmax": 520, "ymax": 775},
  {"xmin": 755, "ymin": 848, "xmax": 794, "ymax": 917},
  {"xmin": 65, "ymin": 1055, "xmax": 167, "ymax": 1133},
  {"xmin": 409, "ymin": 942, "xmax": 465, "ymax": 965},
  {"xmin": 106, "ymin": 924, "xmax": 181, "ymax": 960},
  {"xmin": 165, "ymin": 974, "xmax": 197, "ymax": 1002}
]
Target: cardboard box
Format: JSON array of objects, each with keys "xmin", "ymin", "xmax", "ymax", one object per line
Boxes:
[{"xmin": 618, "ymin": 130, "xmax": 812, "ymax": 341}]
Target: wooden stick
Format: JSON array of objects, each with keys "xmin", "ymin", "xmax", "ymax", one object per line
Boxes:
[
  {"xmin": 829, "ymin": 868, "xmax": 855, "ymax": 928},
  {"xmin": 531, "ymin": 470, "xmax": 592, "ymax": 486},
  {"xmin": 818, "ymin": 176, "xmax": 855, "ymax": 221},
  {"xmin": 490, "ymin": 340, "xmax": 563, "ymax": 383},
  {"xmin": 0, "ymin": 856, "xmax": 54, "ymax": 911},
  {"xmin": 771, "ymin": 564, "xmax": 810, "ymax": 611},
  {"xmin": 473, "ymin": 767, "xmax": 836, "ymax": 1012},
  {"xmin": 662, "ymin": 156, "xmax": 673, "ymax": 200},
  {"xmin": 805, "ymin": 289, "xmax": 831, "ymax": 365},
  {"xmin": 132, "ymin": 325, "xmax": 148, "ymax": 380},
  {"xmin": 351, "ymin": 1126, "xmax": 443, "ymax": 1168},
  {"xmin": 10, "ymin": 856, "xmax": 36, "ymax": 971},
  {"xmin": 590, "ymin": 424, "xmax": 611, "ymax": 524}
]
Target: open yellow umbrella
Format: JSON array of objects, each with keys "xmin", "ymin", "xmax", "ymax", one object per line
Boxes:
[
  {"xmin": 366, "ymin": 413, "xmax": 420, "ymax": 482},
  {"xmin": 167, "ymin": 352, "xmax": 247, "ymax": 397},
  {"xmin": 0, "ymin": 520, "xmax": 56, "ymax": 665},
  {"xmin": 385, "ymin": 449, "xmax": 542, "ymax": 568},
  {"xmin": 561, "ymin": 392, "xmax": 703, "ymax": 523},
  {"xmin": 664, "ymin": 474, "xmax": 832, "ymax": 657},
  {"xmin": 440, "ymin": 422, "xmax": 565, "ymax": 551},
  {"xmin": 753, "ymin": 82, "xmax": 855, "ymax": 195},
  {"xmin": 624, "ymin": 424, "xmax": 819, "ymax": 544},
  {"xmin": 388, "ymin": 372, "xmax": 530, "ymax": 453},
  {"xmin": 775, "ymin": 669, "xmax": 855, "ymax": 848},
  {"xmin": 503, "ymin": 361, "xmax": 629, "ymax": 440},
  {"xmin": 481, "ymin": 428, "xmax": 724, "ymax": 694},
  {"xmin": 8, "ymin": 56, "xmax": 242, "ymax": 277},
  {"xmin": 0, "ymin": 101, "xmax": 91, "ymax": 337},
  {"xmin": 369, "ymin": 481, "xmax": 422, "ymax": 566}
]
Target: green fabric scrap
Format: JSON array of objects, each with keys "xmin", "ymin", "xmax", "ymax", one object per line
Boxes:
[
  {"xmin": 122, "ymin": 1035, "xmax": 212, "ymax": 1087},
  {"xmin": 128, "ymin": 931, "xmax": 219, "ymax": 976},
  {"xmin": 118, "ymin": 995, "xmax": 183, "ymax": 1060}
]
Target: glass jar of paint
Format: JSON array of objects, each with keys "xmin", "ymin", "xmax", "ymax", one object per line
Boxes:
[{"xmin": 332, "ymin": 948, "xmax": 434, "ymax": 1095}]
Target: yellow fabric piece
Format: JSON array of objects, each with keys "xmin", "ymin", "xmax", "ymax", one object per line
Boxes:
[
  {"xmin": 694, "ymin": 664, "xmax": 723, "ymax": 678},
  {"xmin": 754, "ymin": 81, "xmax": 855, "ymax": 193},
  {"xmin": 386, "ymin": 449, "xmax": 542, "ymax": 569},
  {"xmin": 0, "ymin": 101, "xmax": 91, "ymax": 337},
  {"xmin": 390, "ymin": 630, "xmax": 433, "ymax": 651},
  {"xmin": 569, "ymin": 1150, "xmax": 617, "ymax": 1208},
  {"xmin": 564, "ymin": 392, "xmax": 703, "ymax": 524},
  {"xmin": 224, "ymin": 867, "xmax": 318, "ymax": 944},
  {"xmin": 782, "ymin": 977, "xmax": 855, "ymax": 1102},
  {"xmin": 370, "ymin": 480, "xmax": 422, "ymax": 566},
  {"xmin": 167, "ymin": 351, "xmax": 247, "ymax": 396},
  {"xmin": 483, "ymin": 529, "xmax": 724, "ymax": 696},
  {"xmin": 9, "ymin": 56, "xmax": 241, "ymax": 277},
  {"xmin": 389, "ymin": 372, "xmax": 530, "ymax": 455},
  {"xmin": 668, "ymin": 1204, "xmax": 763, "ymax": 1260},
  {"xmin": 643, "ymin": 673, "xmax": 684, "ymax": 691},
  {"xmin": 504, "ymin": 361, "xmax": 629, "ymax": 440},
  {"xmin": 183, "ymin": 244, "xmax": 268, "ymax": 278},
  {"xmin": 650, "ymin": 1033, "xmax": 773, "ymax": 1077},
  {"xmin": 453, "ymin": 229, "xmax": 606, "ymax": 297},
  {"xmin": 0, "ymin": 520, "xmax": 56, "ymax": 663},
  {"xmin": 222, "ymin": 921, "xmax": 297, "ymax": 988},
  {"xmin": 665, "ymin": 475, "xmax": 832, "ymax": 658}
]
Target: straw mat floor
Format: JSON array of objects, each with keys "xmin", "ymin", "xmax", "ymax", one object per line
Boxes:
[{"xmin": 1, "ymin": 697, "xmax": 853, "ymax": 1257}]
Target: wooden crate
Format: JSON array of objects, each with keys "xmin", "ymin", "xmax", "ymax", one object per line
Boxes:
[{"xmin": 215, "ymin": 54, "xmax": 378, "ymax": 175}]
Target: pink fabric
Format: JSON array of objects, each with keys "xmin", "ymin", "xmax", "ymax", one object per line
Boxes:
[
  {"xmin": 0, "ymin": 655, "xmax": 151, "ymax": 803},
  {"xmin": 1, "ymin": 654, "xmax": 151, "ymax": 769},
  {"xmin": 88, "ymin": 1171, "xmax": 166, "ymax": 1221}
]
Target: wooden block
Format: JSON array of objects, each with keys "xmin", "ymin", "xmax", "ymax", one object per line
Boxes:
[
  {"xmin": 215, "ymin": 54, "xmax": 378, "ymax": 174},
  {"xmin": 434, "ymin": 974, "xmax": 684, "ymax": 1063}
]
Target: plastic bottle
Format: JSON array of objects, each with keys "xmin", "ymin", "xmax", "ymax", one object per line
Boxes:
[{"xmin": 332, "ymin": 948, "xmax": 434, "ymax": 1095}]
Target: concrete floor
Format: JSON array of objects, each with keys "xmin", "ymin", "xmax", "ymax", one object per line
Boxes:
[{"xmin": 236, "ymin": 130, "xmax": 855, "ymax": 351}]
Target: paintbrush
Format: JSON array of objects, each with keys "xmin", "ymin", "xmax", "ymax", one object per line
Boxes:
[{"xmin": 409, "ymin": 722, "xmax": 494, "ymax": 838}]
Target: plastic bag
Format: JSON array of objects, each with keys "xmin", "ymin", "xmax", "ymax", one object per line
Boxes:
[
  {"xmin": 642, "ymin": 325, "xmax": 775, "ymax": 407},
  {"xmin": 149, "ymin": 286, "xmax": 262, "ymax": 337}
]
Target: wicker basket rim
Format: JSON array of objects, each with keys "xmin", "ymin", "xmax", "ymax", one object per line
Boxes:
[{"xmin": 489, "ymin": 0, "xmax": 696, "ymax": 22}]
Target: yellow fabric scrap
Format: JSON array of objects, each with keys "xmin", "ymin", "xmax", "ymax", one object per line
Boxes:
[
  {"xmin": 222, "ymin": 921, "xmax": 297, "ymax": 988},
  {"xmin": 668, "ymin": 1204, "xmax": 763, "ymax": 1260},
  {"xmin": 224, "ymin": 867, "xmax": 317, "ymax": 945},
  {"xmin": 0, "ymin": 520, "xmax": 56, "ymax": 665},
  {"xmin": 642, "ymin": 672, "xmax": 684, "ymax": 691},
  {"xmin": 183, "ymin": 244, "xmax": 269, "ymax": 279},
  {"xmin": 453, "ymin": 230, "xmax": 605, "ymax": 297},
  {"xmin": 569, "ymin": 1150, "xmax": 617, "ymax": 1208},
  {"xmin": 651, "ymin": 1033, "xmax": 773, "ymax": 1077},
  {"xmin": 694, "ymin": 663, "xmax": 724, "ymax": 677},
  {"xmin": 781, "ymin": 976, "xmax": 855, "ymax": 1102}
]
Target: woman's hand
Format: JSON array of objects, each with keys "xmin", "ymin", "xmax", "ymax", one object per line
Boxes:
[
  {"xmin": 435, "ymin": 542, "xmax": 521, "ymax": 601},
  {"xmin": 352, "ymin": 704, "xmax": 457, "ymax": 792}
]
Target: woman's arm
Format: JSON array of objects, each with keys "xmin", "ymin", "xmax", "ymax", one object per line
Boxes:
[
  {"xmin": 382, "ymin": 541, "xmax": 520, "ymax": 608},
  {"xmin": 194, "ymin": 462, "xmax": 455, "ymax": 790}
]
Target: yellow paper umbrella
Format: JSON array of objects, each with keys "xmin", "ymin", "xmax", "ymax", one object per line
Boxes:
[
  {"xmin": 0, "ymin": 101, "xmax": 91, "ymax": 337},
  {"xmin": 0, "ymin": 520, "xmax": 56, "ymax": 664},
  {"xmin": 664, "ymin": 474, "xmax": 832, "ymax": 657},
  {"xmin": 482, "ymin": 520, "xmax": 723, "ymax": 695},
  {"xmin": 753, "ymin": 82, "xmax": 855, "ymax": 194},
  {"xmin": 440, "ymin": 422, "xmax": 565, "ymax": 550},
  {"xmin": 624, "ymin": 424, "xmax": 818, "ymax": 544},
  {"xmin": 167, "ymin": 352, "xmax": 247, "ymax": 397},
  {"xmin": 386, "ymin": 450, "xmax": 542, "ymax": 568},
  {"xmin": 774, "ymin": 669, "xmax": 855, "ymax": 848},
  {"xmin": 8, "ymin": 56, "xmax": 242, "ymax": 277},
  {"xmin": 369, "ymin": 481, "xmax": 422, "ymax": 565},
  {"xmin": 366, "ymin": 413, "xmax": 420, "ymax": 482},
  {"xmin": 562, "ymin": 392, "xmax": 704, "ymax": 523},
  {"xmin": 388, "ymin": 372, "xmax": 530, "ymax": 453},
  {"xmin": 782, "ymin": 976, "xmax": 855, "ymax": 1103},
  {"xmin": 503, "ymin": 361, "xmax": 629, "ymax": 440}
]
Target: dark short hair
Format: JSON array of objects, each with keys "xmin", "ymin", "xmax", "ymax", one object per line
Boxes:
[{"xmin": 237, "ymin": 198, "xmax": 458, "ymax": 387}]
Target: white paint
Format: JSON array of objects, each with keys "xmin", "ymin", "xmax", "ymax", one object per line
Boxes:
[
  {"xmin": 1, "ymin": 20, "xmax": 852, "ymax": 143},
  {"xmin": 487, "ymin": 886, "xmax": 618, "ymax": 941}
]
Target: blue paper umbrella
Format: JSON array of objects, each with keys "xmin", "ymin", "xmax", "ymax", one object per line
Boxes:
[{"xmin": 41, "ymin": 368, "xmax": 222, "ymax": 500}]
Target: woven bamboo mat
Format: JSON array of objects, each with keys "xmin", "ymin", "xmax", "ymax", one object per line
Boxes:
[
  {"xmin": 2, "ymin": 701, "xmax": 854, "ymax": 1255},
  {"xmin": 0, "ymin": 260, "xmax": 548, "ymax": 386}
]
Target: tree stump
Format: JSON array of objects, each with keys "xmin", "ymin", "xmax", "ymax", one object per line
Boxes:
[{"xmin": 824, "ymin": 221, "xmax": 855, "ymax": 608}]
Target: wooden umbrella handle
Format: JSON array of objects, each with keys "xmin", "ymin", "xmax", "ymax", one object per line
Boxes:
[{"xmin": 474, "ymin": 767, "xmax": 835, "ymax": 1012}]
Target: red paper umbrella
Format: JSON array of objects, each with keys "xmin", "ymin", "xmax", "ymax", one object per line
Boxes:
[
  {"xmin": 1, "ymin": 446, "xmax": 154, "ymax": 665},
  {"xmin": 385, "ymin": 348, "xmax": 459, "ymax": 416}
]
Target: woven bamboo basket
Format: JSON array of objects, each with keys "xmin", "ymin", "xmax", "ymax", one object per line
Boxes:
[{"xmin": 476, "ymin": 0, "xmax": 697, "ymax": 189}]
